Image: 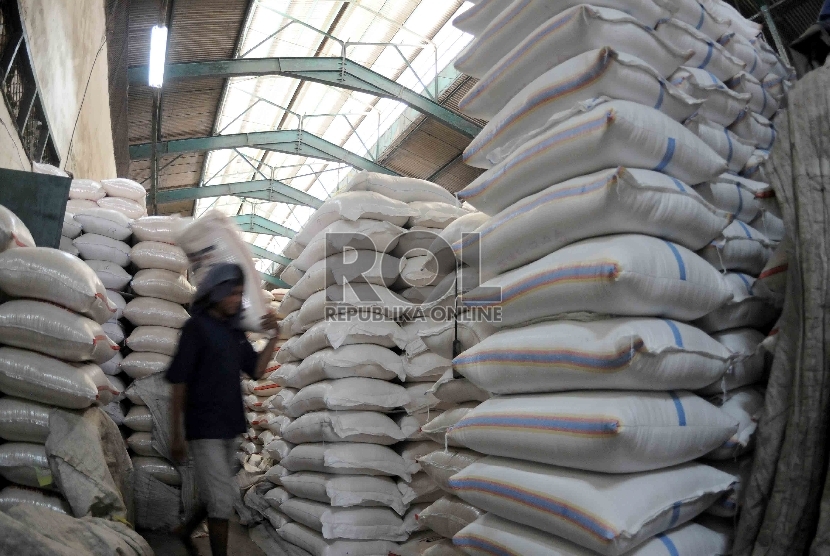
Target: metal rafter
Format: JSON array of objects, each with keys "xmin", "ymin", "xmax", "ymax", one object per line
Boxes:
[
  {"xmin": 248, "ymin": 243, "xmax": 292, "ymax": 267},
  {"xmin": 153, "ymin": 178, "xmax": 323, "ymax": 207},
  {"xmin": 232, "ymin": 214, "xmax": 297, "ymax": 238},
  {"xmin": 127, "ymin": 57, "xmax": 481, "ymax": 139}
]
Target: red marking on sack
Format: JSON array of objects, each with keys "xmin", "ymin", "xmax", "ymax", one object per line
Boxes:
[
  {"xmin": 12, "ymin": 235, "xmax": 27, "ymax": 247},
  {"xmin": 758, "ymin": 264, "xmax": 787, "ymax": 280},
  {"xmin": 95, "ymin": 293, "xmax": 118, "ymax": 313}
]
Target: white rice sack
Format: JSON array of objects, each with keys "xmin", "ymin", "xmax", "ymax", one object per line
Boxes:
[
  {"xmin": 72, "ymin": 208, "xmax": 131, "ymax": 241},
  {"xmin": 59, "ymin": 236, "xmax": 79, "ymax": 257},
  {"xmin": 457, "ymin": 100, "xmax": 727, "ymax": 215},
  {"xmin": 397, "ymin": 255, "xmax": 444, "ymax": 289},
  {"xmin": 398, "ymin": 440, "xmax": 442, "ymax": 475},
  {"xmin": 698, "ymin": 328, "xmax": 766, "ymax": 395},
  {"xmin": 407, "ymin": 202, "xmax": 468, "ymax": 230},
  {"xmin": 419, "ymin": 449, "xmax": 483, "ymax": 494},
  {"xmin": 291, "ymin": 219, "xmax": 405, "ymax": 272},
  {"xmin": 669, "ymin": 0, "xmax": 732, "ymax": 41},
  {"xmin": 106, "ymin": 290, "xmax": 126, "ymax": 320},
  {"xmin": 750, "ymin": 210, "xmax": 785, "ymax": 242},
  {"xmin": 130, "ymin": 241, "xmax": 188, "ymax": 273},
  {"xmin": 263, "ymin": 438, "xmax": 293, "ymax": 462},
  {"xmin": 695, "ymin": 272, "xmax": 779, "ymax": 333},
  {"xmin": 280, "ymin": 264, "xmax": 303, "ymax": 287},
  {"xmin": 694, "ymin": 181, "xmax": 762, "ymax": 224},
  {"xmin": 465, "ymin": 234, "xmax": 733, "ymax": 327},
  {"xmin": 281, "ymin": 472, "xmax": 407, "ymax": 516},
  {"xmin": 684, "ymin": 113, "xmax": 755, "ymax": 173},
  {"xmin": 250, "ymin": 379, "xmax": 280, "ymax": 398},
  {"xmin": 455, "ymin": 1, "xmax": 674, "ymax": 79},
  {"xmin": 133, "ymin": 456, "xmax": 181, "ymax": 486},
  {"xmin": 450, "ymin": 457, "xmax": 734, "ymax": 556},
  {"xmin": 455, "ymin": 514, "xmax": 732, "ymax": 556},
  {"xmin": 430, "ymin": 374, "xmax": 490, "ymax": 405},
  {"xmin": 670, "ymin": 67, "xmax": 751, "ymax": 126},
  {"xmin": 0, "ymin": 485, "xmax": 71, "ymax": 515},
  {"xmin": 285, "ymin": 378, "xmax": 410, "ymax": 418},
  {"xmin": 719, "ymin": 32, "xmax": 775, "ymax": 80},
  {"xmin": 282, "ymin": 410, "xmax": 406, "ymax": 445},
  {"xmin": 0, "ymin": 300, "xmax": 119, "ymax": 364},
  {"xmin": 126, "ymin": 325, "xmax": 180, "ymax": 356},
  {"xmin": 726, "ymin": 72, "xmax": 779, "ymax": 118},
  {"xmin": 458, "ymin": 168, "xmax": 730, "ymax": 281},
  {"xmin": 458, "ymin": 6, "xmax": 692, "ymax": 120},
  {"xmin": 69, "ymin": 179, "xmax": 106, "ymax": 201},
  {"xmin": 0, "ymin": 205, "xmax": 35, "ymax": 251},
  {"xmin": 391, "ymin": 227, "xmax": 445, "ymax": 259},
  {"xmin": 728, "ymin": 110, "xmax": 776, "ymax": 150},
  {"xmin": 121, "ymin": 352, "xmax": 171, "ymax": 380},
  {"xmin": 343, "ymin": 171, "xmax": 459, "ymax": 206},
  {"xmin": 421, "ymin": 407, "xmax": 477, "ymax": 447},
  {"xmin": 281, "ymin": 442, "xmax": 412, "ymax": 481},
  {"xmin": 66, "ymin": 199, "xmax": 98, "ymax": 213},
  {"xmin": 264, "ymin": 486, "xmax": 292, "ymax": 509},
  {"xmin": 451, "ymin": 0, "xmax": 506, "ymax": 35},
  {"xmin": 655, "ymin": 18, "xmax": 745, "ymax": 82},
  {"xmin": 177, "ymin": 210, "xmax": 269, "ymax": 331},
  {"xmin": 706, "ymin": 386, "xmax": 765, "ymax": 460},
  {"xmin": 0, "ymin": 347, "xmax": 111, "ymax": 408},
  {"xmin": 85, "ymin": 260, "xmax": 132, "ymax": 291},
  {"xmin": 762, "ymin": 72, "xmax": 786, "ymax": 100},
  {"xmin": 97, "ymin": 197, "xmax": 146, "ymax": 219},
  {"xmin": 0, "ymin": 397, "xmax": 51, "ymax": 443},
  {"xmin": 398, "ymin": 471, "xmax": 442, "ymax": 506},
  {"xmin": 124, "ymin": 405, "xmax": 153, "ymax": 432},
  {"xmin": 257, "ymin": 413, "xmax": 292, "ymax": 435},
  {"xmin": 100, "ymin": 178, "xmax": 147, "ymax": 201},
  {"xmin": 100, "ymin": 350, "xmax": 123, "ymax": 376},
  {"xmin": 429, "ymin": 212, "xmax": 489, "ymax": 268},
  {"xmin": 455, "ymin": 318, "xmax": 732, "ymax": 394},
  {"xmin": 124, "ymin": 297, "xmax": 190, "ymax": 328},
  {"xmin": 73, "ymin": 234, "xmax": 131, "ymax": 267},
  {"xmin": 131, "ymin": 215, "xmax": 191, "ymax": 243},
  {"xmin": 297, "ymin": 285, "xmax": 411, "ymax": 332},
  {"xmin": 755, "ymin": 239, "xmax": 788, "ymax": 308},
  {"xmin": 706, "ymin": 0, "xmax": 763, "ymax": 40},
  {"xmin": 404, "ymin": 352, "xmax": 452, "ymax": 383},
  {"xmin": 0, "ymin": 442, "xmax": 51, "ymax": 488},
  {"xmin": 290, "ymin": 250, "xmax": 400, "ymax": 300},
  {"xmin": 698, "ymin": 220, "xmax": 773, "ymax": 274},
  {"xmin": 277, "ymin": 522, "xmax": 398, "ymax": 556},
  {"xmin": 465, "ymin": 49, "xmax": 702, "ymax": 170},
  {"xmin": 280, "ymin": 497, "xmax": 407, "ymax": 541},
  {"xmin": 418, "ymin": 495, "xmax": 484, "ymax": 539},
  {"xmin": 450, "ymin": 391, "xmax": 737, "ymax": 473},
  {"xmin": 127, "ymin": 432, "xmax": 161, "ymax": 457},
  {"xmin": 289, "ymin": 319, "xmax": 407, "ymax": 360},
  {"xmin": 707, "ymin": 456, "xmax": 753, "ymax": 517},
  {"xmin": 62, "ymin": 212, "xmax": 82, "ymax": 239},
  {"xmin": 131, "ymin": 268, "xmax": 195, "ymax": 304}
]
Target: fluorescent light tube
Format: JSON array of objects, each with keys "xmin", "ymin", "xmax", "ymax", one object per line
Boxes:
[{"xmin": 148, "ymin": 25, "xmax": 168, "ymax": 88}]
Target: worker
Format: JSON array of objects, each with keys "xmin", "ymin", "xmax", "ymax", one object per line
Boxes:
[{"xmin": 167, "ymin": 263, "xmax": 280, "ymax": 556}]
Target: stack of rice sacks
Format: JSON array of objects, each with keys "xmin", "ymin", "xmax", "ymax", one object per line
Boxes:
[
  {"xmin": 120, "ymin": 216, "xmax": 195, "ymax": 492},
  {"xmin": 406, "ymin": 1, "xmax": 793, "ymax": 554},
  {"xmin": 261, "ymin": 173, "xmax": 484, "ymax": 555},
  {"xmin": 0, "ymin": 204, "xmax": 120, "ymax": 516}
]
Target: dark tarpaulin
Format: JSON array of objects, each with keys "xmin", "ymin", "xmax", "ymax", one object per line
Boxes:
[{"xmin": 734, "ymin": 62, "xmax": 830, "ymax": 555}]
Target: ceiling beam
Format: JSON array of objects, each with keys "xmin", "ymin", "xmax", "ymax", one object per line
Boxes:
[
  {"xmin": 232, "ymin": 214, "xmax": 297, "ymax": 238},
  {"xmin": 259, "ymin": 272, "xmax": 290, "ymax": 289},
  {"xmin": 153, "ymin": 179, "xmax": 323, "ymax": 208},
  {"xmin": 248, "ymin": 242, "xmax": 292, "ymax": 267},
  {"xmin": 129, "ymin": 129, "xmax": 396, "ymax": 175},
  {"xmin": 127, "ymin": 57, "xmax": 482, "ymax": 139}
]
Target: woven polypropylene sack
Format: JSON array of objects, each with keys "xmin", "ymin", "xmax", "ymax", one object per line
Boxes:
[
  {"xmin": 126, "ymin": 326, "xmax": 181, "ymax": 356},
  {"xmin": 454, "ymin": 514, "xmax": 732, "ymax": 556},
  {"xmin": 418, "ymin": 449, "xmax": 483, "ymax": 495},
  {"xmin": 451, "ymin": 0, "xmax": 505, "ymax": 35},
  {"xmin": 458, "ymin": 6, "xmax": 692, "ymax": 120},
  {"xmin": 127, "ymin": 432, "xmax": 161, "ymax": 457},
  {"xmin": 277, "ymin": 522, "xmax": 398, "ymax": 556},
  {"xmin": 102, "ymin": 321, "xmax": 124, "ymax": 345},
  {"xmin": 73, "ymin": 234, "xmax": 131, "ymax": 267},
  {"xmin": 0, "ymin": 300, "xmax": 119, "ymax": 364},
  {"xmin": 281, "ymin": 472, "xmax": 407, "ymax": 516},
  {"xmin": 669, "ymin": 0, "xmax": 732, "ymax": 40},
  {"xmin": 289, "ymin": 319, "xmax": 407, "ymax": 360},
  {"xmin": 698, "ymin": 328, "xmax": 765, "ymax": 395},
  {"xmin": 0, "ymin": 348, "xmax": 108, "ymax": 409},
  {"xmin": 684, "ymin": 113, "xmax": 756, "ymax": 173},
  {"xmin": 720, "ymin": 32, "xmax": 774, "ymax": 80},
  {"xmin": 96, "ymin": 197, "xmax": 145, "ymax": 220},
  {"xmin": 66, "ymin": 199, "xmax": 98, "ymax": 213},
  {"xmin": 755, "ymin": 239, "xmax": 788, "ymax": 308},
  {"xmin": 131, "ymin": 216, "xmax": 192, "ymax": 244},
  {"xmin": 289, "ymin": 250, "xmax": 400, "ymax": 301},
  {"xmin": 455, "ymin": 1, "xmax": 674, "ymax": 79},
  {"xmin": 0, "ymin": 205, "xmax": 35, "ymax": 251},
  {"xmin": 449, "ymin": 457, "xmax": 734, "ymax": 556},
  {"xmin": 85, "ymin": 260, "xmax": 132, "ymax": 291},
  {"xmin": 0, "ymin": 442, "xmax": 51, "ymax": 488},
  {"xmin": 124, "ymin": 405, "xmax": 153, "ymax": 432},
  {"xmin": 131, "ymin": 268, "xmax": 195, "ymax": 304},
  {"xmin": 282, "ymin": 410, "xmax": 406, "ymax": 445},
  {"xmin": 120, "ymin": 352, "xmax": 172, "ymax": 380},
  {"xmin": 420, "ymin": 407, "xmax": 476, "ymax": 447},
  {"xmin": 59, "ymin": 236, "xmax": 79, "ymax": 256},
  {"xmin": 464, "ymin": 49, "xmax": 702, "ymax": 169},
  {"xmin": 177, "ymin": 211, "xmax": 270, "ymax": 331},
  {"xmin": 72, "ymin": 208, "xmax": 132, "ymax": 241},
  {"xmin": 728, "ymin": 110, "xmax": 776, "ymax": 150},
  {"xmin": 418, "ymin": 495, "xmax": 484, "ymax": 539},
  {"xmin": 455, "ymin": 318, "xmax": 731, "ymax": 395},
  {"xmin": 694, "ymin": 272, "xmax": 778, "ymax": 333},
  {"xmin": 0, "ymin": 397, "xmax": 50, "ymax": 443},
  {"xmin": 277, "ymin": 344, "xmax": 404, "ymax": 389},
  {"xmin": 694, "ymin": 181, "xmax": 762, "ymax": 224},
  {"xmin": 706, "ymin": 386, "xmax": 765, "ymax": 460},
  {"xmin": 100, "ymin": 178, "xmax": 147, "ymax": 201},
  {"xmin": 124, "ymin": 297, "xmax": 189, "ymax": 328},
  {"xmin": 457, "ymin": 100, "xmax": 727, "ymax": 215},
  {"xmin": 342, "ymin": 171, "xmax": 459, "ymax": 206},
  {"xmin": 449, "ymin": 391, "xmax": 737, "ymax": 473},
  {"xmin": 699, "ymin": 221, "xmax": 772, "ymax": 275},
  {"xmin": 407, "ymin": 202, "xmax": 468, "ymax": 230},
  {"xmin": 281, "ymin": 497, "xmax": 408, "ymax": 541},
  {"xmin": 0, "ymin": 486, "xmax": 71, "ymax": 515},
  {"xmin": 670, "ymin": 67, "xmax": 751, "ymax": 126},
  {"xmin": 132, "ymin": 456, "xmax": 181, "ymax": 486},
  {"xmin": 69, "ymin": 179, "xmax": 106, "ymax": 201},
  {"xmin": 130, "ymin": 241, "xmax": 188, "ymax": 273},
  {"xmin": 464, "ymin": 234, "xmax": 732, "ymax": 327},
  {"xmin": 457, "ymin": 168, "xmax": 730, "ymax": 281},
  {"xmin": 726, "ymin": 72, "xmax": 779, "ymax": 118},
  {"xmin": 654, "ymin": 18, "xmax": 745, "ymax": 82},
  {"xmin": 285, "ymin": 378, "xmax": 410, "ymax": 418},
  {"xmin": 62, "ymin": 213, "xmax": 82, "ymax": 239},
  {"xmin": 0, "ymin": 248, "xmax": 116, "ymax": 323},
  {"xmin": 291, "ymin": 218, "xmax": 405, "ymax": 273},
  {"xmin": 281, "ymin": 442, "xmax": 412, "ymax": 481}
]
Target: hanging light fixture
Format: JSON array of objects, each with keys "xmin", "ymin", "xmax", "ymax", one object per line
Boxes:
[{"xmin": 148, "ymin": 25, "xmax": 168, "ymax": 88}]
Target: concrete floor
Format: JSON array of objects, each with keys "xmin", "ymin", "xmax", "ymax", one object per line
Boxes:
[{"xmin": 140, "ymin": 517, "xmax": 267, "ymax": 556}]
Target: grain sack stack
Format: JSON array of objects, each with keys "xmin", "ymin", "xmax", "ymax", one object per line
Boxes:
[
  {"xmin": 0, "ymin": 207, "xmax": 120, "ymax": 515},
  {"xmin": 413, "ymin": 1, "xmax": 794, "ymax": 554}
]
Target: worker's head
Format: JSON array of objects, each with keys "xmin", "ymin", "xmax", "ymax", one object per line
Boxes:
[{"xmin": 193, "ymin": 263, "xmax": 245, "ymax": 319}]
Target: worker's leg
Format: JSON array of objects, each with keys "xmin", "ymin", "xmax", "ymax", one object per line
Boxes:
[
  {"xmin": 207, "ymin": 518, "xmax": 229, "ymax": 556},
  {"xmin": 189, "ymin": 439, "xmax": 237, "ymax": 556}
]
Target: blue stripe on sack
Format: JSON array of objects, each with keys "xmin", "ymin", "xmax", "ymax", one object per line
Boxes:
[
  {"xmin": 657, "ymin": 533, "xmax": 681, "ymax": 556},
  {"xmin": 749, "ymin": 53, "xmax": 759, "ymax": 75},
  {"xmin": 695, "ymin": 3, "xmax": 706, "ymax": 29},
  {"xmin": 653, "ymin": 138, "xmax": 676, "ymax": 172},
  {"xmin": 498, "ymin": 263, "xmax": 618, "ymax": 301},
  {"xmin": 654, "ymin": 84, "xmax": 665, "ymax": 111},
  {"xmin": 707, "ymin": 71, "xmax": 720, "ymax": 86},
  {"xmin": 668, "ymin": 393, "xmax": 687, "ymax": 426},
  {"xmin": 765, "ymin": 127, "xmax": 777, "ymax": 150},
  {"xmin": 453, "ymin": 537, "xmax": 513, "ymax": 556},
  {"xmin": 670, "ymin": 177, "xmax": 686, "ymax": 192},
  {"xmin": 735, "ymin": 183, "xmax": 744, "ymax": 217},
  {"xmin": 662, "ymin": 319, "xmax": 684, "ymax": 348},
  {"xmin": 735, "ymin": 272, "xmax": 754, "ymax": 294},
  {"xmin": 698, "ymin": 42, "xmax": 714, "ymax": 69},
  {"xmin": 454, "ymin": 415, "xmax": 619, "ymax": 434},
  {"xmin": 760, "ymin": 88, "xmax": 768, "ymax": 115},
  {"xmin": 454, "ymin": 346, "xmax": 639, "ymax": 368},
  {"xmin": 724, "ymin": 128, "xmax": 734, "ymax": 165},
  {"xmin": 662, "ymin": 240, "xmax": 686, "ymax": 280},
  {"xmin": 736, "ymin": 220, "xmax": 752, "ymax": 238}
]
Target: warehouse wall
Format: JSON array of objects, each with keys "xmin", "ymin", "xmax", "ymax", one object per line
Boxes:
[
  {"xmin": 0, "ymin": 101, "xmax": 28, "ymax": 171},
  {"xmin": 13, "ymin": 0, "xmax": 117, "ymax": 179}
]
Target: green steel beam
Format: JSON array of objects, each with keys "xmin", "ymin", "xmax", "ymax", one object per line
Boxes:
[
  {"xmin": 153, "ymin": 179, "xmax": 323, "ymax": 208},
  {"xmin": 248, "ymin": 242, "xmax": 292, "ymax": 267},
  {"xmin": 129, "ymin": 129, "xmax": 396, "ymax": 175},
  {"xmin": 232, "ymin": 214, "xmax": 297, "ymax": 239},
  {"xmin": 259, "ymin": 272, "xmax": 291, "ymax": 289},
  {"xmin": 127, "ymin": 57, "xmax": 481, "ymax": 139}
]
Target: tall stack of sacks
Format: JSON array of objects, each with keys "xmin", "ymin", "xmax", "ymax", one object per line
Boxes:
[
  {"xmin": 99, "ymin": 178, "xmax": 149, "ymax": 220},
  {"xmin": 0, "ymin": 232, "xmax": 120, "ymax": 515},
  {"xmin": 121, "ymin": 215, "xmax": 194, "ymax": 490},
  {"xmin": 433, "ymin": 1, "xmax": 787, "ymax": 554}
]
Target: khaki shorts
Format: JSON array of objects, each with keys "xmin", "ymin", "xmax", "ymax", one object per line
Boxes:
[{"xmin": 188, "ymin": 438, "xmax": 239, "ymax": 520}]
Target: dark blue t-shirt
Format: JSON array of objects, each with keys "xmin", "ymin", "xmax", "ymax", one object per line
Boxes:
[{"xmin": 166, "ymin": 313, "xmax": 257, "ymax": 440}]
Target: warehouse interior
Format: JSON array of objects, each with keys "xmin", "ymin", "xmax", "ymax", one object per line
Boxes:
[{"xmin": 0, "ymin": 0, "xmax": 829, "ymax": 555}]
